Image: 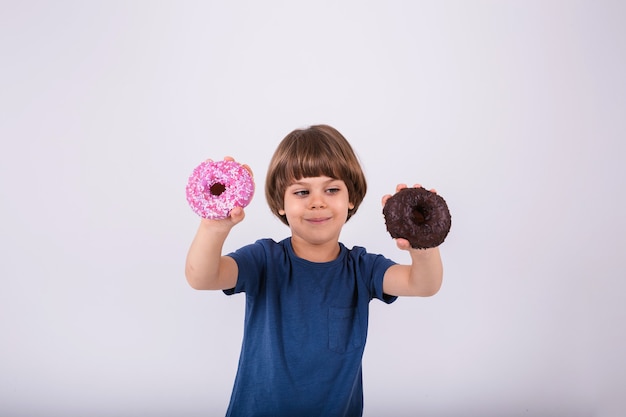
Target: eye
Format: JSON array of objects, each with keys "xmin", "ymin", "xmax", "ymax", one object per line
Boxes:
[
  {"xmin": 326, "ymin": 187, "xmax": 341, "ymax": 194},
  {"xmin": 293, "ymin": 190, "xmax": 309, "ymax": 197}
]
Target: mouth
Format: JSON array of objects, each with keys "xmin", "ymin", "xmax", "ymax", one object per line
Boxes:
[{"xmin": 306, "ymin": 217, "xmax": 331, "ymax": 224}]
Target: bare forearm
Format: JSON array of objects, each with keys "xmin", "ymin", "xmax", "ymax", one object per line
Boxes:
[
  {"xmin": 408, "ymin": 247, "xmax": 443, "ymax": 296},
  {"xmin": 185, "ymin": 221, "xmax": 232, "ymax": 290}
]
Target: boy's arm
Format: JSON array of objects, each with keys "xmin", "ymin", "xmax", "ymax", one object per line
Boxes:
[
  {"xmin": 184, "ymin": 207, "xmax": 244, "ymax": 290},
  {"xmin": 382, "ymin": 246, "xmax": 443, "ymax": 297}
]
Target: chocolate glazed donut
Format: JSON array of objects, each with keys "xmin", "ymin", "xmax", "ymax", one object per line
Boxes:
[{"xmin": 383, "ymin": 187, "xmax": 451, "ymax": 249}]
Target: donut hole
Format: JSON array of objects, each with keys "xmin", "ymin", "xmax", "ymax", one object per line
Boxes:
[
  {"xmin": 412, "ymin": 205, "xmax": 429, "ymax": 225},
  {"xmin": 209, "ymin": 182, "xmax": 226, "ymax": 196}
]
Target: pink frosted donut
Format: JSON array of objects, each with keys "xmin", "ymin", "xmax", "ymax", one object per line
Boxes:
[{"xmin": 186, "ymin": 159, "xmax": 254, "ymax": 219}]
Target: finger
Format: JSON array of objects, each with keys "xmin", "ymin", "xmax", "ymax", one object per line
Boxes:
[
  {"xmin": 395, "ymin": 238, "xmax": 411, "ymax": 250},
  {"xmin": 229, "ymin": 206, "xmax": 246, "ymax": 223},
  {"xmin": 412, "ymin": 183, "xmax": 422, "ymax": 189},
  {"xmin": 396, "ymin": 183, "xmax": 407, "ymax": 193},
  {"xmin": 223, "ymin": 156, "xmax": 235, "ymax": 161},
  {"xmin": 381, "ymin": 194, "xmax": 392, "ymax": 206},
  {"xmin": 242, "ymin": 163, "xmax": 254, "ymax": 177}
]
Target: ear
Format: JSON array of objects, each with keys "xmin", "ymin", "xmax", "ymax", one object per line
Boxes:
[
  {"xmin": 278, "ymin": 209, "xmax": 286, "ymax": 215},
  {"xmin": 348, "ymin": 202, "xmax": 355, "ymax": 210}
]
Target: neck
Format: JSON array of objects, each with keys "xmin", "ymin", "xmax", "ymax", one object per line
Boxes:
[{"xmin": 290, "ymin": 238, "xmax": 340, "ymax": 263}]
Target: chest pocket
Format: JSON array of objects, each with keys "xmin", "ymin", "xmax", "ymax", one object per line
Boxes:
[{"xmin": 328, "ymin": 306, "xmax": 364, "ymax": 353}]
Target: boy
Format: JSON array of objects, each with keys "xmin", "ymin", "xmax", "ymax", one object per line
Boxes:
[{"xmin": 185, "ymin": 124, "xmax": 443, "ymax": 416}]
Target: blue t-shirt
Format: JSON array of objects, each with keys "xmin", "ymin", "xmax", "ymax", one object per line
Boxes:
[{"xmin": 224, "ymin": 238, "xmax": 397, "ymax": 417}]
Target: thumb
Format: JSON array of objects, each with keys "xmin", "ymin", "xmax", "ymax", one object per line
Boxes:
[{"xmin": 229, "ymin": 206, "xmax": 246, "ymax": 224}]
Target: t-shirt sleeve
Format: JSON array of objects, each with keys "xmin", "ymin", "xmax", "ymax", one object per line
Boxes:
[
  {"xmin": 355, "ymin": 247, "xmax": 397, "ymax": 304},
  {"xmin": 371, "ymin": 255, "xmax": 398, "ymax": 304},
  {"xmin": 222, "ymin": 240, "xmax": 268, "ymax": 296}
]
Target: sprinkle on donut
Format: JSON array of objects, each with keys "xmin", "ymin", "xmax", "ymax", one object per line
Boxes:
[{"xmin": 186, "ymin": 159, "xmax": 255, "ymax": 219}]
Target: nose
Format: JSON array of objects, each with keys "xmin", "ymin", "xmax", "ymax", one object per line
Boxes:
[{"xmin": 309, "ymin": 191, "xmax": 326, "ymax": 209}]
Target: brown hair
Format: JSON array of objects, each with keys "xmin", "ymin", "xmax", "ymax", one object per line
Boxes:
[{"xmin": 265, "ymin": 124, "xmax": 367, "ymax": 225}]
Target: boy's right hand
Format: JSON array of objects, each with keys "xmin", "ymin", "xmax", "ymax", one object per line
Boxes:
[{"xmin": 199, "ymin": 205, "xmax": 246, "ymax": 230}]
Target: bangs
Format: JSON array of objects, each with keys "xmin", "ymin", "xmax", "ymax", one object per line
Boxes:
[{"xmin": 282, "ymin": 129, "xmax": 346, "ymax": 182}]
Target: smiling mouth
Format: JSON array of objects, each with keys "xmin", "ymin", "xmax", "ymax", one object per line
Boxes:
[{"xmin": 306, "ymin": 217, "xmax": 331, "ymax": 224}]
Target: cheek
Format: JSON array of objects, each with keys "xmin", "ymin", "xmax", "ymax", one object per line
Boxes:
[{"xmin": 281, "ymin": 197, "xmax": 300, "ymax": 216}]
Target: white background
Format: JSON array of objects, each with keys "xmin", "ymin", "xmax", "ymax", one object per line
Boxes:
[{"xmin": 1, "ymin": 1, "xmax": 625, "ymax": 416}]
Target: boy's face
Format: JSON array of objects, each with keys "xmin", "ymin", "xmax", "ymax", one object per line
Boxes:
[{"xmin": 280, "ymin": 176, "xmax": 354, "ymax": 248}]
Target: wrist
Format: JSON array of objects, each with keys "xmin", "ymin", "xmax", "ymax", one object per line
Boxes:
[
  {"xmin": 410, "ymin": 246, "xmax": 439, "ymax": 259},
  {"xmin": 198, "ymin": 218, "xmax": 234, "ymax": 238}
]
